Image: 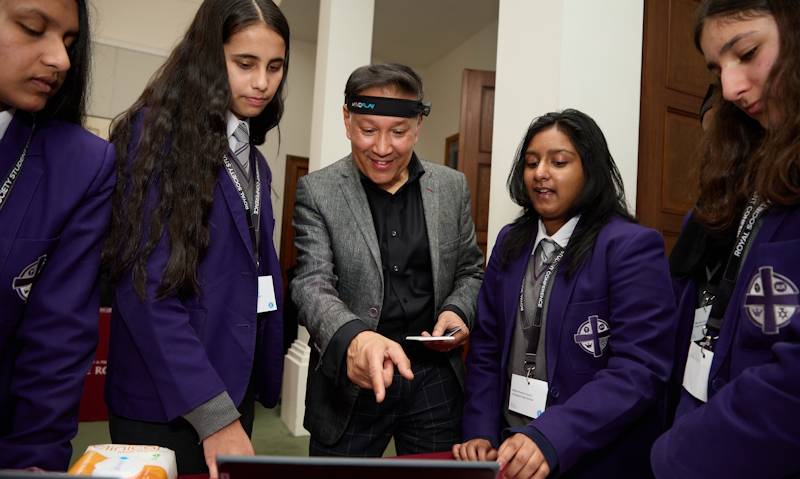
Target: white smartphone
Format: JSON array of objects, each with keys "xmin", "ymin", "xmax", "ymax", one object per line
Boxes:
[
  {"xmin": 404, "ymin": 336, "xmax": 456, "ymax": 341},
  {"xmin": 406, "ymin": 336, "xmax": 456, "ymax": 341},
  {"xmin": 405, "ymin": 325, "xmax": 463, "ymax": 342}
]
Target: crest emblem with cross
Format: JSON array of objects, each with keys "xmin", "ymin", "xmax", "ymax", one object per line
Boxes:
[
  {"xmin": 12, "ymin": 255, "xmax": 48, "ymax": 302},
  {"xmin": 744, "ymin": 266, "xmax": 799, "ymax": 334},
  {"xmin": 574, "ymin": 315, "xmax": 611, "ymax": 357}
]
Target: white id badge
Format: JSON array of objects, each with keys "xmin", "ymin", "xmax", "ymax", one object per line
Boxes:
[
  {"xmin": 257, "ymin": 276, "xmax": 278, "ymax": 313},
  {"xmin": 691, "ymin": 306, "xmax": 711, "ymax": 342},
  {"xmin": 509, "ymin": 374, "xmax": 548, "ymax": 419},
  {"xmin": 682, "ymin": 342, "xmax": 714, "ymax": 403}
]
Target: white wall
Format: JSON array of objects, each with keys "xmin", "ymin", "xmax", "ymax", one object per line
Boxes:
[
  {"xmin": 308, "ymin": 0, "xmax": 375, "ymax": 172},
  {"xmin": 487, "ymin": 0, "xmax": 644, "ymax": 257},
  {"xmin": 559, "ymin": 1, "xmax": 643, "ymax": 216},
  {"xmin": 415, "ymin": 21, "xmax": 498, "ymax": 165},
  {"xmin": 92, "ymin": 0, "xmax": 198, "ymax": 55},
  {"xmin": 89, "ymin": 43, "xmax": 165, "ymax": 121}
]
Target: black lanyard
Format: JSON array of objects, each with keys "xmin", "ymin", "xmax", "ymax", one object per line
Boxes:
[
  {"xmin": 222, "ymin": 152, "xmax": 261, "ymax": 268},
  {"xmin": 0, "ymin": 118, "xmax": 36, "ymax": 216},
  {"xmin": 520, "ymin": 247, "xmax": 565, "ymax": 371},
  {"xmin": 702, "ymin": 192, "xmax": 770, "ymax": 346}
]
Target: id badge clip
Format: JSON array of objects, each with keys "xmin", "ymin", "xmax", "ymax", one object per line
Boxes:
[{"xmin": 692, "ymin": 306, "xmax": 711, "ymax": 342}]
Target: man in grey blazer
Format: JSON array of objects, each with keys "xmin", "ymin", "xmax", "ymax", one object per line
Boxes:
[{"xmin": 291, "ymin": 62, "xmax": 484, "ymax": 457}]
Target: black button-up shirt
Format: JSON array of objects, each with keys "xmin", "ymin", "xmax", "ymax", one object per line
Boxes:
[{"xmin": 362, "ymin": 154, "xmax": 434, "ymax": 346}]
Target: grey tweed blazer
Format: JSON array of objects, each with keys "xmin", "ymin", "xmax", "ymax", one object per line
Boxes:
[{"xmin": 291, "ymin": 154, "xmax": 484, "ymax": 445}]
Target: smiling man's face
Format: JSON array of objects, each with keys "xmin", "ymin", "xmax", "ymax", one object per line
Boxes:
[{"xmin": 344, "ymin": 87, "xmax": 422, "ymax": 194}]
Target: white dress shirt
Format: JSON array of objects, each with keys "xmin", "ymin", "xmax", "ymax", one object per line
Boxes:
[
  {"xmin": 0, "ymin": 109, "xmax": 17, "ymax": 142},
  {"xmin": 533, "ymin": 214, "xmax": 582, "ymax": 254}
]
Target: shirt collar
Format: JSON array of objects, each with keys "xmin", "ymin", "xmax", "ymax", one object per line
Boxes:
[
  {"xmin": 0, "ymin": 108, "xmax": 16, "ymax": 142},
  {"xmin": 226, "ymin": 110, "xmax": 249, "ymax": 139},
  {"xmin": 533, "ymin": 214, "xmax": 581, "ymax": 254}
]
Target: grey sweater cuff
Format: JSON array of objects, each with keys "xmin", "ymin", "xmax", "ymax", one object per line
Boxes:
[{"xmin": 182, "ymin": 391, "xmax": 241, "ymax": 442}]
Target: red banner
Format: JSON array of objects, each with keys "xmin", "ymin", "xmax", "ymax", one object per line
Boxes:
[{"xmin": 78, "ymin": 308, "xmax": 110, "ymax": 421}]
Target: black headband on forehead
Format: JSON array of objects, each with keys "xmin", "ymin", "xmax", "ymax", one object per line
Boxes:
[{"xmin": 345, "ymin": 94, "xmax": 431, "ymax": 117}]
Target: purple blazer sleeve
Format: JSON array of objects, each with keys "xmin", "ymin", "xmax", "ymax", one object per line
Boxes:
[
  {"xmin": 0, "ymin": 118, "xmax": 115, "ymax": 470},
  {"xmin": 112, "ymin": 231, "xmax": 230, "ymax": 420}
]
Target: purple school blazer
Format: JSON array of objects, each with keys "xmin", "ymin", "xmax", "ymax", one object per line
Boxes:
[
  {"xmin": 104, "ymin": 116, "xmax": 283, "ymax": 425},
  {"xmin": 652, "ymin": 206, "xmax": 800, "ymax": 478},
  {"xmin": 0, "ymin": 114, "xmax": 115, "ymax": 470},
  {"xmin": 463, "ymin": 216, "xmax": 676, "ymax": 478}
]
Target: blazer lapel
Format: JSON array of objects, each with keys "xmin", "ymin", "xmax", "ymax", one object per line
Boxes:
[
  {"xmin": 503, "ymin": 246, "xmax": 530, "ymax": 354},
  {"xmin": 219, "ymin": 160, "xmax": 256, "ymax": 265},
  {"xmin": 420, "ymin": 168, "xmax": 441, "ymax": 305},
  {"xmin": 546, "ymin": 250, "xmax": 580, "ymax": 383},
  {"xmin": 256, "ymin": 153, "xmax": 275, "ymax": 275},
  {"xmin": 0, "ymin": 116, "xmax": 43, "ymax": 274},
  {"xmin": 339, "ymin": 158, "xmax": 382, "ymax": 273}
]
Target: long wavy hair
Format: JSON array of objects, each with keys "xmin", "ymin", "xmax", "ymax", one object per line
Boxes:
[
  {"xmin": 102, "ymin": 0, "xmax": 290, "ymax": 301},
  {"xmin": 500, "ymin": 109, "xmax": 636, "ymax": 276},
  {"xmin": 693, "ymin": 0, "xmax": 800, "ymax": 236},
  {"xmin": 19, "ymin": 0, "xmax": 91, "ymax": 125}
]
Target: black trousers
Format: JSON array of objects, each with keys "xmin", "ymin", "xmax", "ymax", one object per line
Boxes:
[
  {"xmin": 109, "ymin": 378, "xmax": 255, "ymax": 475},
  {"xmin": 309, "ymin": 349, "xmax": 463, "ymax": 457}
]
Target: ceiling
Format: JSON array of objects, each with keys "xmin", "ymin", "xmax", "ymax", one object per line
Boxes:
[{"xmin": 279, "ymin": 0, "xmax": 500, "ymax": 70}]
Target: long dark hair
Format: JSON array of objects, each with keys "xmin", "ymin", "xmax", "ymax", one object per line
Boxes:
[
  {"xmin": 102, "ymin": 0, "xmax": 290, "ymax": 301},
  {"xmin": 693, "ymin": 0, "xmax": 800, "ymax": 236},
  {"xmin": 500, "ymin": 109, "xmax": 636, "ymax": 276},
  {"xmin": 24, "ymin": 0, "xmax": 91, "ymax": 125}
]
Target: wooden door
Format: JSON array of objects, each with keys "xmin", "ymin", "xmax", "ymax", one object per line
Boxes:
[
  {"xmin": 457, "ymin": 69, "xmax": 495, "ymax": 264},
  {"xmin": 279, "ymin": 155, "xmax": 309, "ymax": 298},
  {"xmin": 636, "ymin": 0, "xmax": 717, "ymax": 254}
]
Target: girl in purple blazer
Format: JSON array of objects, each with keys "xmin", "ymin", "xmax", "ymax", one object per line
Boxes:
[
  {"xmin": 454, "ymin": 110, "xmax": 676, "ymax": 478},
  {"xmin": 0, "ymin": 0, "xmax": 115, "ymax": 470},
  {"xmin": 101, "ymin": 0, "xmax": 288, "ymax": 476},
  {"xmin": 653, "ymin": 1, "xmax": 800, "ymax": 477}
]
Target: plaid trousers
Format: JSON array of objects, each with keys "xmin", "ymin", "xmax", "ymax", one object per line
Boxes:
[{"xmin": 309, "ymin": 348, "xmax": 463, "ymax": 457}]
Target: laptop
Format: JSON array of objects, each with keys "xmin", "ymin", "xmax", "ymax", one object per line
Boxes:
[{"xmin": 217, "ymin": 455, "xmax": 499, "ymax": 479}]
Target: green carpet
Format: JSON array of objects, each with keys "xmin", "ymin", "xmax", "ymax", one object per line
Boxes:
[{"xmin": 70, "ymin": 403, "xmax": 395, "ymax": 467}]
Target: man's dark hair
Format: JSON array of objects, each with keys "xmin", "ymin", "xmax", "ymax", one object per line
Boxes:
[{"xmin": 344, "ymin": 62, "xmax": 424, "ymax": 100}]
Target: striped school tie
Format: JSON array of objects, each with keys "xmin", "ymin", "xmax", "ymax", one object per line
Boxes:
[{"xmin": 232, "ymin": 121, "xmax": 250, "ymax": 175}]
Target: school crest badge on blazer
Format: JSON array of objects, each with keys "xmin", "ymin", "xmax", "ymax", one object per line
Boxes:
[
  {"xmin": 744, "ymin": 266, "xmax": 799, "ymax": 334},
  {"xmin": 12, "ymin": 254, "xmax": 47, "ymax": 302},
  {"xmin": 574, "ymin": 315, "xmax": 611, "ymax": 357}
]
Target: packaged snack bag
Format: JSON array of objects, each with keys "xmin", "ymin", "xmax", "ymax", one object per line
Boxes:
[{"xmin": 68, "ymin": 445, "xmax": 177, "ymax": 479}]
